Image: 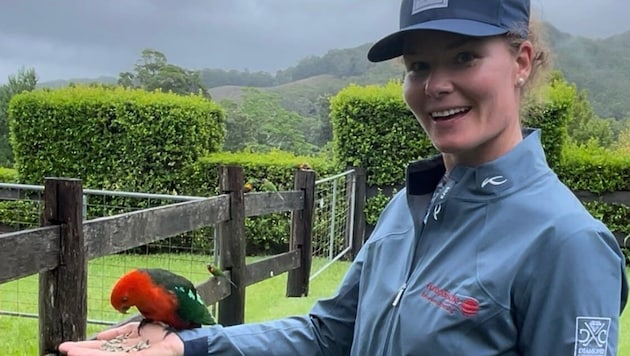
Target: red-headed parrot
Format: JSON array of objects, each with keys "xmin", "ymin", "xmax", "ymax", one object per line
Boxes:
[{"xmin": 110, "ymin": 268, "xmax": 216, "ymax": 331}]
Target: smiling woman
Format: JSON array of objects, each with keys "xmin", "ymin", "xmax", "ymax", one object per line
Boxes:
[
  {"xmin": 401, "ymin": 32, "xmax": 529, "ymax": 165},
  {"xmin": 59, "ymin": 1, "xmax": 628, "ymax": 355}
]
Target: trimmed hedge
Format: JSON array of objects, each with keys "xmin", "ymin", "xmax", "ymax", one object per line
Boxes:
[
  {"xmin": 180, "ymin": 149, "xmax": 335, "ymax": 196},
  {"xmin": 329, "ymin": 79, "xmax": 628, "ymax": 251},
  {"xmin": 0, "ymin": 199, "xmax": 41, "ymax": 231},
  {"xmin": 8, "ymin": 85, "xmax": 225, "ymax": 194},
  {"xmin": 557, "ymin": 143, "xmax": 630, "ymax": 193},
  {"xmin": 330, "ymin": 81, "xmax": 437, "ymax": 187},
  {"xmin": 0, "ymin": 167, "xmax": 17, "ymax": 182},
  {"xmin": 182, "ymin": 150, "xmax": 336, "ymax": 255}
]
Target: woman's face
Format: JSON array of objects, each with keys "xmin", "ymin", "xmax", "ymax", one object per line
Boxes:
[{"xmin": 402, "ymin": 31, "xmax": 532, "ymax": 167}]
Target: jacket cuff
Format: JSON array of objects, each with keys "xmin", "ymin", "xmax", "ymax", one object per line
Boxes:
[{"xmin": 177, "ymin": 329, "xmax": 209, "ymax": 356}]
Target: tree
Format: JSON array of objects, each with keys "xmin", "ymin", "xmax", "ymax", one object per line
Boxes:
[
  {"xmin": 547, "ymin": 71, "xmax": 615, "ymax": 148},
  {"xmin": 222, "ymin": 88, "xmax": 317, "ymax": 155},
  {"xmin": 0, "ymin": 67, "xmax": 38, "ymax": 166},
  {"xmin": 118, "ymin": 49, "xmax": 210, "ymax": 99},
  {"xmin": 221, "ymin": 99, "xmax": 257, "ymax": 152},
  {"xmin": 613, "ymin": 115, "xmax": 630, "ymax": 155}
]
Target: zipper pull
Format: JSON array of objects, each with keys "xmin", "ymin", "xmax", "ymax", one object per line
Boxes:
[{"xmin": 392, "ymin": 283, "xmax": 407, "ymax": 307}]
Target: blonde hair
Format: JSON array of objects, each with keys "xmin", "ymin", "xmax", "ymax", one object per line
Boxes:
[{"xmin": 506, "ymin": 15, "xmax": 552, "ymax": 98}]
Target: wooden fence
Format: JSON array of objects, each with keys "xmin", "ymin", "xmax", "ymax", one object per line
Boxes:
[
  {"xmin": 572, "ymin": 190, "xmax": 630, "ymax": 250},
  {"xmin": 364, "ymin": 184, "xmax": 630, "ymax": 251},
  {"xmin": 0, "ymin": 166, "xmax": 322, "ymax": 356}
]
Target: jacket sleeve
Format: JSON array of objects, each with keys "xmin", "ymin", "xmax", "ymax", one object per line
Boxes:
[
  {"xmin": 176, "ymin": 249, "xmax": 364, "ymax": 356},
  {"xmin": 514, "ymin": 227, "xmax": 628, "ymax": 356}
]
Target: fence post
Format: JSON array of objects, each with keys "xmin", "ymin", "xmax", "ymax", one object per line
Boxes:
[
  {"xmin": 39, "ymin": 178, "xmax": 86, "ymax": 356},
  {"xmin": 350, "ymin": 167, "xmax": 366, "ymax": 260},
  {"xmin": 216, "ymin": 166, "xmax": 246, "ymax": 326},
  {"xmin": 287, "ymin": 169, "xmax": 316, "ymax": 297}
]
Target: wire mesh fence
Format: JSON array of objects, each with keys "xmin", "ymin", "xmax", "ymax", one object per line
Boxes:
[
  {"xmin": 310, "ymin": 169, "xmax": 356, "ymax": 280},
  {"xmin": 0, "ymin": 168, "xmax": 357, "ymax": 325},
  {"xmin": 0, "ymin": 184, "xmax": 216, "ymax": 326}
]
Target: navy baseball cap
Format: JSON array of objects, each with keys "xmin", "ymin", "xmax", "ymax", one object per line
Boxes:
[{"xmin": 368, "ymin": 0, "xmax": 530, "ymax": 62}]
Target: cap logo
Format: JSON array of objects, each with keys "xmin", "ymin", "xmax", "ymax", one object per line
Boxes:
[{"xmin": 412, "ymin": 0, "xmax": 449, "ymax": 15}]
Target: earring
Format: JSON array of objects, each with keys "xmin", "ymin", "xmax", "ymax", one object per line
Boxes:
[{"xmin": 517, "ymin": 77, "xmax": 525, "ymax": 87}]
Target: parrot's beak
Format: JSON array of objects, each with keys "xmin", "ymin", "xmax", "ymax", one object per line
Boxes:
[{"xmin": 118, "ymin": 306, "xmax": 130, "ymax": 314}]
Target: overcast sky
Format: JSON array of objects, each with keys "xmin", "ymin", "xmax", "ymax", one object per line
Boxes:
[{"xmin": 1, "ymin": 0, "xmax": 629, "ymax": 84}]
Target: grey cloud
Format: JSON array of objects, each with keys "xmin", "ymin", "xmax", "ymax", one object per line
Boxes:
[
  {"xmin": 0, "ymin": 0, "xmax": 628, "ymax": 83},
  {"xmin": 531, "ymin": 0, "xmax": 630, "ymax": 38}
]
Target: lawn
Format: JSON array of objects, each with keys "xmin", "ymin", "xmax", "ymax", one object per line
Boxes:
[
  {"xmin": 622, "ymin": 301, "xmax": 630, "ymax": 356},
  {"xmin": 0, "ymin": 255, "xmax": 351, "ymax": 354},
  {"xmin": 1, "ymin": 258, "xmax": 628, "ymax": 355}
]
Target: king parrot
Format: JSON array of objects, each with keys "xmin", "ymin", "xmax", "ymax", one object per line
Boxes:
[
  {"xmin": 110, "ymin": 268, "xmax": 216, "ymax": 330},
  {"xmin": 207, "ymin": 264, "xmax": 237, "ymax": 288},
  {"xmin": 260, "ymin": 178, "xmax": 278, "ymax": 192}
]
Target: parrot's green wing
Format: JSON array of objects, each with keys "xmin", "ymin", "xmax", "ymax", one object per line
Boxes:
[
  {"xmin": 145, "ymin": 268, "xmax": 216, "ymax": 326},
  {"xmin": 171, "ymin": 284, "xmax": 216, "ymax": 326},
  {"xmin": 261, "ymin": 179, "xmax": 278, "ymax": 192}
]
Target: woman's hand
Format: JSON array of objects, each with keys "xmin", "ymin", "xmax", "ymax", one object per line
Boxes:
[{"xmin": 58, "ymin": 321, "xmax": 185, "ymax": 355}]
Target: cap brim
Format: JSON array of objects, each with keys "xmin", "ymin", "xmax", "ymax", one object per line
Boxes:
[{"xmin": 367, "ymin": 19, "xmax": 508, "ymax": 62}]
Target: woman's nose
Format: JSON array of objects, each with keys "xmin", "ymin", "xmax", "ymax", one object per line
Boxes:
[{"xmin": 424, "ymin": 70, "xmax": 454, "ymax": 98}]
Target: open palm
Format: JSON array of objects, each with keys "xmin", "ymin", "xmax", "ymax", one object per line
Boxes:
[{"xmin": 58, "ymin": 322, "xmax": 184, "ymax": 356}]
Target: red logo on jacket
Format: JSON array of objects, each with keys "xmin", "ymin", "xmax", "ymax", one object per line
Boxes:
[{"xmin": 421, "ymin": 283, "xmax": 480, "ymax": 317}]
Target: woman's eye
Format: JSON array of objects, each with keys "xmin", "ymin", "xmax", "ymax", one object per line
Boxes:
[
  {"xmin": 407, "ymin": 61, "xmax": 429, "ymax": 73},
  {"xmin": 455, "ymin": 52, "xmax": 476, "ymax": 65}
]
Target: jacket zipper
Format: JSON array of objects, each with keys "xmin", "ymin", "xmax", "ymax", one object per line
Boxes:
[
  {"xmin": 392, "ymin": 283, "xmax": 407, "ymax": 307},
  {"xmin": 380, "ymin": 182, "xmax": 446, "ymax": 354},
  {"xmin": 381, "ymin": 282, "xmax": 407, "ymax": 355}
]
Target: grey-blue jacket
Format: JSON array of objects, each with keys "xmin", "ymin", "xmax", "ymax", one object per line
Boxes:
[{"xmin": 179, "ymin": 129, "xmax": 629, "ymax": 355}]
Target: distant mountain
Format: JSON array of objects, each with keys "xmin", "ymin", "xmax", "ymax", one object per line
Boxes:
[
  {"xmin": 544, "ymin": 24, "xmax": 630, "ymax": 119},
  {"xmin": 208, "ymin": 25, "xmax": 630, "ymax": 120},
  {"xmin": 38, "ymin": 22, "xmax": 630, "ymax": 119},
  {"xmin": 38, "ymin": 76, "xmax": 117, "ymax": 88}
]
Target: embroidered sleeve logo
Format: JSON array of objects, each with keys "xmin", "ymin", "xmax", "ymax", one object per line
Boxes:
[{"xmin": 574, "ymin": 317, "xmax": 611, "ymax": 356}]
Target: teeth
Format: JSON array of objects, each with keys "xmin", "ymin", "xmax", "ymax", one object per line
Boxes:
[{"xmin": 431, "ymin": 107, "xmax": 468, "ymax": 118}]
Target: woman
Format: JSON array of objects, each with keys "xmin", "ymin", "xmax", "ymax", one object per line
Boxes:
[{"xmin": 60, "ymin": 0, "xmax": 628, "ymax": 354}]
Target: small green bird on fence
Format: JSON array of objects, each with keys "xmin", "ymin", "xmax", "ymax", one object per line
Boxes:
[
  {"xmin": 260, "ymin": 178, "xmax": 278, "ymax": 192},
  {"xmin": 207, "ymin": 264, "xmax": 237, "ymax": 288}
]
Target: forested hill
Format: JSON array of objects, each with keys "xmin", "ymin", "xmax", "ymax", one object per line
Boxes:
[
  {"xmin": 38, "ymin": 23, "xmax": 630, "ymax": 119},
  {"xmin": 204, "ymin": 23, "xmax": 630, "ymax": 119},
  {"xmin": 544, "ymin": 24, "xmax": 630, "ymax": 119}
]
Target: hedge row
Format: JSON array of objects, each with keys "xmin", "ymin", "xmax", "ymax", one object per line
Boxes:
[
  {"xmin": 9, "ymin": 85, "xmax": 225, "ymax": 193},
  {"xmin": 329, "ymin": 80, "xmax": 630, "ymax": 256}
]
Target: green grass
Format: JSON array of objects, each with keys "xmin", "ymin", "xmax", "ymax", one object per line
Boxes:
[
  {"xmin": 0, "ymin": 255, "xmax": 350, "ymax": 354},
  {"xmin": 1, "ymin": 260, "xmax": 629, "ymax": 355}
]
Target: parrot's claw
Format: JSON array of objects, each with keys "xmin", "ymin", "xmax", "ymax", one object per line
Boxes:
[
  {"xmin": 137, "ymin": 318, "xmax": 154, "ymax": 336},
  {"xmin": 162, "ymin": 326, "xmax": 178, "ymax": 339}
]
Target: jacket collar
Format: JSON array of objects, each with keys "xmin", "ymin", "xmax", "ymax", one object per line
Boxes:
[{"xmin": 407, "ymin": 128, "xmax": 551, "ymax": 198}]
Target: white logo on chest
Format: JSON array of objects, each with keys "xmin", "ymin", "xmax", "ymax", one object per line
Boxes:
[
  {"xmin": 432, "ymin": 204, "xmax": 441, "ymax": 221},
  {"xmin": 481, "ymin": 175, "xmax": 507, "ymax": 188}
]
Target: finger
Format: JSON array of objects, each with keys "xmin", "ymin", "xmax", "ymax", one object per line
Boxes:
[
  {"xmin": 59, "ymin": 339, "xmax": 153, "ymax": 355},
  {"xmin": 59, "ymin": 340, "xmax": 107, "ymax": 351},
  {"xmin": 61, "ymin": 347, "xmax": 130, "ymax": 356}
]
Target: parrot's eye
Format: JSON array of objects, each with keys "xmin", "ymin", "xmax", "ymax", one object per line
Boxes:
[{"xmin": 121, "ymin": 296, "xmax": 128, "ymax": 303}]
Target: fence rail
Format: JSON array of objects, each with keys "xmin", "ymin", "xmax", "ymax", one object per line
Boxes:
[
  {"xmin": 0, "ymin": 166, "xmax": 328, "ymax": 356},
  {"xmin": 573, "ymin": 190, "xmax": 630, "ymax": 249},
  {"xmin": 0, "ymin": 225, "xmax": 60, "ymax": 284},
  {"xmin": 0, "ymin": 165, "xmax": 628, "ymax": 354}
]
